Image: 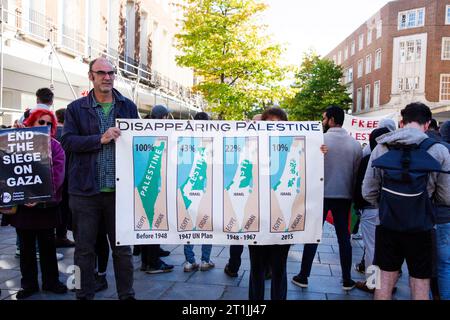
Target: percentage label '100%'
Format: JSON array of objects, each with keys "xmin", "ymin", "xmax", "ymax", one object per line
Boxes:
[
  {"xmin": 272, "ymin": 144, "xmax": 289, "ymax": 152},
  {"xmin": 135, "ymin": 144, "xmax": 156, "ymax": 152}
]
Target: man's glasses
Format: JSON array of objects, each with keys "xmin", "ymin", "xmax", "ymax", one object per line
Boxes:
[
  {"xmin": 38, "ymin": 119, "xmax": 53, "ymax": 127},
  {"xmin": 90, "ymin": 70, "xmax": 116, "ymax": 78}
]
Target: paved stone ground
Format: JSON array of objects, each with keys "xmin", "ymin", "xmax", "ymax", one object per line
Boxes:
[{"xmin": 0, "ymin": 223, "xmax": 411, "ymax": 300}]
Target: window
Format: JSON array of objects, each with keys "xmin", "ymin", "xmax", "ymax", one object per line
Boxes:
[
  {"xmin": 357, "ymin": 88, "xmax": 363, "ymax": 111},
  {"xmin": 351, "ymin": 40, "xmax": 356, "ymax": 56},
  {"xmin": 440, "ymin": 74, "xmax": 450, "ymax": 101},
  {"xmin": 365, "ymin": 54, "xmax": 372, "ymax": 74},
  {"xmin": 365, "ymin": 85, "xmax": 371, "ymax": 109},
  {"xmin": 344, "ymin": 67, "xmax": 353, "ymax": 84},
  {"xmin": 357, "ymin": 59, "xmax": 363, "ymax": 78},
  {"xmin": 446, "ymin": 5, "xmax": 450, "ymax": 25},
  {"xmin": 367, "ymin": 29, "xmax": 372, "ymax": 45},
  {"xmin": 337, "ymin": 51, "xmax": 342, "ymax": 65},
  {"xmin": 399, "ymin": 40, "xmax": 422, "ymax": 62},
  {"xmin": 344, "ymin": 47, "xmax": 349, "ymax": 61},
  {"xmin": 375, "ymin": 49, "xmax": 382, "ymax": 69},
  {"xmin": 442, "ymin": 38, "xmax": 450, "ymax": 60},
  {"xmin": 359, "ymin": 34, "xmax": 364, "ymax": 50},
  {"xmin": 398, "ymin": 8, "xmax": 425, "ymax": 30},
  {"xmin": 376, "ymin": 20, "xmax": 382, "ymax": 38},
  {"xmin": 333, "ymin": 55, "xmax": 337, "ymax": 64},
  {"xmin": 399, "ymin": 77, "xmax": 420, "ymax": 91},
  {"xmin": 374, "ymin": 81, "xmax": 380, "ymax": 108}
]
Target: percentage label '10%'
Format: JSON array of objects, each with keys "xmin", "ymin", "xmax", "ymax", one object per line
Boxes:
[{"xmin": 272, "ymin": 144, "xmax": 289, "ymax": 152}]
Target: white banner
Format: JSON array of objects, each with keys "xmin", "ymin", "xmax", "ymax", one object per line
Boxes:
[
  {"xmin": 115, "ymin": 120, "xmax": 324, "ymax": 246},
  {"xmin": 343, "ymin": 113, "xmax": 398, "ymax": 145}
]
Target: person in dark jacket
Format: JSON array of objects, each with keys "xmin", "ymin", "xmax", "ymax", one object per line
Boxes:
[
  {"xmin": 353, "ymin": 127, "xmax": 390, "ymax": 293},
  {"xmin": 10, "ymin": 108, "xmax": 67, "ymax": 299},
  {"xmin": 61, "ymin": 57, "xmax": 137, "ymax": 300}
]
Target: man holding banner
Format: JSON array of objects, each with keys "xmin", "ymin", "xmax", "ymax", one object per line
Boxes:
[
  {"xmin": 61, "ymin": 57, "xmax": 138, "ymax": 300},
  {"xmin": 292, "ymin": 106, "xmax": 362, "ymax": 291}
]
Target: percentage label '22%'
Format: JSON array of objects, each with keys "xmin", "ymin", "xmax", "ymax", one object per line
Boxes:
[
  {"xmin": 225, "ymin": 145, "xmax": 242, "ymax": 152},
  {"xmin": 272, "ymin": 144, "xmax": 289, "ymax": 152}
]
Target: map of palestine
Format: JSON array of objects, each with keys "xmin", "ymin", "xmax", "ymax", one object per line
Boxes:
[
  {"xmin": 133, "ymin": 137, "xmax": 168, "ymax": 231},
  {"xmin": 270, "ymin": 136, "xmax": 306, "ymax": 233},
  {"xmin": 177, "ymin": 137, "xmax": 213, "ymax": 232},
  {"xmin": 223, "ymin": 137, "xmax": 259, "ymax": 233}
]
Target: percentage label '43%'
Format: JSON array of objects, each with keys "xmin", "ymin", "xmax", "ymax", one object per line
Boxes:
[{"xmin": 180, "ymin": 144, "xmax": 196, "ymax": 152}]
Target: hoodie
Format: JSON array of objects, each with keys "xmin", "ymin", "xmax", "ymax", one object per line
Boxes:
[{"xmin": 362, "ymin": 127, "xmax": 450, "ymax": 224}]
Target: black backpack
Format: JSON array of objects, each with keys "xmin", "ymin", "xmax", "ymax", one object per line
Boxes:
[{"xmin": 372, "ymin": 138, "xmax": 449, "ymax": 232}]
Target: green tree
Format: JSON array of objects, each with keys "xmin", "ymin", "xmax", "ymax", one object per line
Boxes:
[
  {"xmin": 285, "ymin": 52, "xmax": 352, "ymax": 121},
  {"xmin": 175, "ymin": 0, "xmax": 292, "ymax": 120}
]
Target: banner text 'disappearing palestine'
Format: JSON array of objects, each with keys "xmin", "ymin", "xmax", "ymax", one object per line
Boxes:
[{"xmin": 116, "ymin": 120, "xmax": 324, "ymax": 245}]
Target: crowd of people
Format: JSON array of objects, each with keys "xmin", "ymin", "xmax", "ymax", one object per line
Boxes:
[{"xmin": 0, "ymin": 57, "xmax": 449, "ymax": 301}]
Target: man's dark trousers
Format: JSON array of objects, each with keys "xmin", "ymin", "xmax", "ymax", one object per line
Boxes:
[
  {"xmin": 299, "ymin": 198, "xmax": 353, "ymax": 281},
  {"xmin": 70, "ymin": 192, "xmax": 134, "ymax": 299}
]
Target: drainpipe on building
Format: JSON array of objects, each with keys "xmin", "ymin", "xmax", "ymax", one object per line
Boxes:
[{"xmin": 0, "ymin": 5, "xmax": 4, "ymax": 112}]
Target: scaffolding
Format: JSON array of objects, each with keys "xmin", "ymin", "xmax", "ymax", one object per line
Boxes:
[{"xmin": 0, "ymin": 4, "xmax": 204, "ymax": 119}]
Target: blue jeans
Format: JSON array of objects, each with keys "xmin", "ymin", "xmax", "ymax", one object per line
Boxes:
[
  {"xmin": 184, "ymin": 244, "xmax": 212, "ymax": 263},
  {"xmin": 436, "ymin": 222, "xmax": 450, "ymax": 300}
]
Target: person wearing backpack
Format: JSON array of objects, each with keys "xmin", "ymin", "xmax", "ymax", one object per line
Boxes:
[{"xmin": 362, "ymin": 102, "xmax": 450, "ymax": 300}]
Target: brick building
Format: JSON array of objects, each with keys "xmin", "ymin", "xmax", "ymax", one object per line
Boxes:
[{"xmin": 326, "ymin": 0, "xmax": 450, "ymax": 121}]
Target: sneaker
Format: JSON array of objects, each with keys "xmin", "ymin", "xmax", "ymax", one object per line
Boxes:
[
  {"xmin": 354, "ymin": 262, "xmax": 365, "ymax": 274},
  {"xmin": 145, "ymin": 260, "xmax": 174, "ymax": 274},
  {"xmin": 94, "ymin": 273, "xmax": 108, "ymax": 292},
  {"xmin": 159, "ymin": 248, "xmax": 171, "ymax": 257},
  {"xmin": 200, "ymin": 261, "xmax": 215, "ymax": 271},
  {"xmin": 292, "ymin": 275, "xmax": 308, "ymax": 288},
  {"xmin": 183, "ymin": 261, "xmax": 199, "ymax": 272},
  {"xmin": 224, "ymin": 264, "xmax": 238, "ymax": 278},
  {"xmin": 342, "ymin": 279, "xmax": 356, "ymax": 291},
  {"xmin": 16, "ymin": 287, "xmax": 39, "ymax": 300},
  {"xmin": 55, "ymin": 238, "xmax": 75, "ymax": 248},
  {"xmin": 351, "ymin": 233, "xmax": 363, "ymax": 240},
  {"xmin": 355, "ymin": 281, "xmax": 375, "ymax": 294},
  {"xmin": 42, "ymin": 281, "xmax": 67, "ymax": 294}
]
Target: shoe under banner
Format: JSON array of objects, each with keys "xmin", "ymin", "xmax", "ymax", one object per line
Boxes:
[{"xmin": 115, "ymin": 119, "xmax": 325, "ymax": 246}]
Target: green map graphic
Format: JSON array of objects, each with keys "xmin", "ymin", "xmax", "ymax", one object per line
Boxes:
[
  {"xmin": 180, "ymin": 147, "xmax": 207, "ymax": 210},
  {"xmin": 137, "ymin": 142, "xmax": 165, "ymax": 229}
]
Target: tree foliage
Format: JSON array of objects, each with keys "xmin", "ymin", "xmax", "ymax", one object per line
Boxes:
[
  {"xmin": 175, "ymin": 0, "xmax": 292, "ymax": 120},
  {"xmin": 285, "ymin": 52, "xmax": 352, "ymax": 121}
]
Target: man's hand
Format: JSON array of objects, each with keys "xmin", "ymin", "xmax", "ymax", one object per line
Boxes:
[
  {"xmin": 320, "ymin": 144, "xmax": 328, "ymax": 155},
  {"xmin": 101, "ymin": 127, "xmax": 121, "ymax": 144},
  {"xmin": 24, "ymin": 202, "xmax": 37, "ymax": 208},
  {"xmin": 13, "ymin": 120, "xmax": 25, "ymax": 128}
]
